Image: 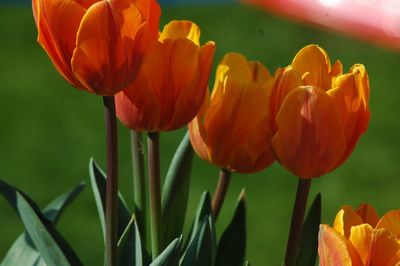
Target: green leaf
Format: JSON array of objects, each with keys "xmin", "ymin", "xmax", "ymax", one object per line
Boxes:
[
  {"xmin": 216, "ymin": 189, "xmax": 246, "ymax": 266},
  {"xmin": 2, "ymin": 183, "xmax": 85, "ymax": 266},
  {"xmin": 191, "ymin": 191, "xmax": 212, "ymax": 241},
  {"xmin": 150, "ymin": 237, "xmax": 182, "ymax": 266},
  {"xmin": 89, "ymin": 159, "xmax": 131, "ymax": 241},
  {"xmin": 162, "ymin": 132, "xmax": 194, "ymax": 247},
  {"xmin": 42, "ymin": 182, "xmax": 85, "ymax": 223},
  {"xmin": 118, "ymin": 216, "xmax": 145, "ymax": 266},
  {"xmin": 0, "ymin": 179, "xmax": 82, "ymax": 266},
  {"xmin": 296, "ymin": 193, "xmax": 321, "ymax": 266},
  {"xmin": 181, "ymin": 215, "xmax": 216, "ymax": 266}
]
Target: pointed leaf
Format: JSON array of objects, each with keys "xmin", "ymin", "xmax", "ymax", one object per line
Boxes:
[
  {"xmin": 162, "ymin": 132, "xmax": 194, "ymax": 246},
  {"xmin": 42, "ymin": 182, "xmax": 86, "ymax": 223},
  {"xmin": 181, "ymin": 215, "xmax": 216, "ymax": 266},
  {"xmin": 0, "ymin": 179, "xmax": 82, "ymax": 266},
  {"xmin": 149, "ymin": 237, "xmax": 182, "ymax": 266},
  {"xmin": 89, "ymin": 159, "xmax": 131, "ymax": 241},
  {"xmin": 118, "ymin": 216, "xmax": 144, "ymax": 266},
  {"xmin": 2, "ymin": 183, "xmax": 85, "ymax": 266},
  {"xmin": 191, "ymin": 191, "xmax": 212, "ymax": 241},
  {"xmin": 216, "ymin": 190, "xmax": 246, "ymax": 266},
  {"xmin": 296, "ymin": 193, "xmax": 321, "ymax": 266}
]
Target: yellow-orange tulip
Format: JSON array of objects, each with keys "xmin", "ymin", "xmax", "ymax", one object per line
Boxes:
[
  {"xmin": 189, "ymin": 52, "xmax": 275, "ymax": 173},
  {"xmin": 32, "ymin": 0, "xmax": 160, "ymax": 95},
  {"xmin": 115, "ymin": 20, "xmax": 215, "ymax": 131},
  {"xmin": 319, "ymin": 204, "xmax": 400, "ymax": 266},
  {"xmin": 270, "ymin": 44, "xmax": 370, "ymax": 179}
]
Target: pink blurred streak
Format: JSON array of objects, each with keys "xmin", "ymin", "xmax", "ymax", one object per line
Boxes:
[{"xmin": 245, "ymin": 0, "xmax": 400, "ymax": 50}]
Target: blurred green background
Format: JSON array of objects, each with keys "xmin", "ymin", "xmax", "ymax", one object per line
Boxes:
[{"xmin": 1, "ymin": 3, "xmax": 400, "ymax": 265}]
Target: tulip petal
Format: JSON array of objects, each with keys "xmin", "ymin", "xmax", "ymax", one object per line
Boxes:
[
  {"xmin": 75, "ymin": 0, "xmax": 99, "ymax": 9},
  {"xmin": 189, "ymin": 89, "xmax": 211, "ymax": 162},
  {"xmin": 291, "ymin": 44, "xmax": 334, "ymax": 90},
  {"xmin": 159, "ymin": 20, "xmax": 201, "ymax": 46},
  {"xmin": 333, "ymin": 206, "xmax": 363, "ymax": 239},
  {"xmin": 350, "ymin": 225, "xmax": 400, "ymax": 266},
  {"xmin": 356, "ymin": 203, "xmax": 380, "ymax": 227},
  {"xmin": 34, "ymin": 0, "xmax": 86, "ymax": 88},
  {"xmin": 134, "ymin": 0, "xmax": 161, "ymax": 37},
  {"xmin": 271, "ymin": 86, "xmax": 346, "ymax": 178},
  {"xmin": 201, "ymin": 53, "xmax": 274, "ymax": 172},
  {"xmin": 115, "ymin": 42, "xmax": 161, "ymax": 131},
  {"xmin": 377, "ymin": 210, "xmax": 400, "ymax": 238},
  {"xmin": 170, "ymin": 41, "xmax": 215, "ymax": 130},
  {"xmin": 270, "ymin": 66, "xmax": 303, "ymax": 133},
  {"xmin": 318, "ymin": 224, "xmax": 354, "ymax": 266},
  {"xmin": 72, "ymin": 0, "xmax": 148, "ymax": 95},
  {"xmin": 328, "ymin": 64, "xmax": 370, "ymax": 165}
]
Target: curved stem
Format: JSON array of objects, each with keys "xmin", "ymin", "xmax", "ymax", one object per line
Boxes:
[
  {"xmin": 130, "ymin": 130, "xmax": 146, "ymax": 243},
  {"xmin": 147, "ymin": 132, "xmax": 162, "ymax": 259},
  {"xmin": 212, "ymin": 169, "xmax": 232, "ymax": 220},
  {"xmin": 284, "ymin": 178, "xmax": 312, "ymax": 266},
  {"xmin": 103, "ymin": 96, "xmax": 118, "ymax": 266}
]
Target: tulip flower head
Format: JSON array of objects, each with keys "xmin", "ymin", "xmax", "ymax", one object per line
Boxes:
[
  {"xmin": 115, "ymin": 20, "xmax": 216, "ymax": 132},
  {"xmin": 270, "ymin": 44, "xmax": 370, "ymax": 179},
  {"xmin": 32, "ymin": 0, "xmax": 161, "ymax": 95},
  {"xmin": 319, "ymin": 204, "xmax": 400, "ymax": 265},
  {"xmin": 189, "ymin": 52, "xmax": 275, "ymax": 173}
]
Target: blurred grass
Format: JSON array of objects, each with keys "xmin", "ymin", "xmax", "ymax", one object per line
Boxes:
[{"xmin": 1, "ymin": 3, "xmax": 400, "ymax": 266}]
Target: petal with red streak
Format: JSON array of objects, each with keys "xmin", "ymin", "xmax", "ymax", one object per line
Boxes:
[
  {"xmin": 36, "ymin": 0, "xmax": 86, "ymax": 88},
  {"xmin": 72, "ymin": 0, "xmax": 146, "ymax": 95},
  {"xmin": 318, "ymin": 224, "xmax": 353, "ymax": 266},
  {"xmin": 271, "ymin": 86, "xmax": 346, "ymax": 178}
]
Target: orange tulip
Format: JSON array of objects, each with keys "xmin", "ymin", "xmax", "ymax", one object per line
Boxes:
[
  {"xmin": 115, "ymin": 20, "xmax": 215, "ymax": 132},
  {"xmin": 270, "ymin": 44, "xmax": 370, "ymax": 179},
  {"xmin": 319, "ymin": 204, "xmax": 400, "ymax": 266},
  {"xmin": 32, "ymin": 0, "xmax": 160, "ymax": 96},
  {"xmin": 189, "ymin": 52, "xmax": 275, "ymax": 173}
]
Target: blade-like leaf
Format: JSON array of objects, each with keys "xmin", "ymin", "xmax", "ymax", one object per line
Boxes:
[
  {"xmin": 216, "ymin": 189, "xmax": 246, "ymax": 266},
  {"xmin": 118, "ymin": 216, "xmax": 143, "ymax": 266},
  {"xmin": 181, "ymin": 215, "xmax": 216, "ymax": 266},
  {"xmin": 296, "ymin": 193, "xmax": 321, "ymax": 266},
  {"xmin": 191, "ymin": 191, "xmax": 212, "ymax": 241},
  {"xmin": 2, "ymin": 183, "xmax": 85, "ymax": 266},
  {"xmin": 162, "ymin": 132, "xmax": 193, "ymax": 247},
  {"xmin": 0, "ymin": 179, "xmax": 82, "ymax": 266},
  {"xmin": 89, "ymin": 159, "xmax": 131, "ymax": 241},
  {"xmin": 149, "ymin": 237, "xmax": 182, "ymax": 266},
  {"xmin": 42, "ymin": 182, "xmax": 86, "ymax": 223},
  {"xmin": 16, "ymin": 192, "xmax": 72, "ymax": 266}
]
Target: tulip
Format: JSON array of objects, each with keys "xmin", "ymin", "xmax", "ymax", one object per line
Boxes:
[
  {"xmin": 32, "ymin": 0, "xmax": 160, "ymax": 95},
  {"xmin": 270, "ymin": 44, "xmax": 370, "ymax": 179},
  {"xmin": 115, "ymin": 20, "xmax": 216, "ymax": 132},
  {"xmin": 189, "ymin": 52, "xmax": 275, "ymax": 173},
  {"xmin": 319, "ymin": 204, "xmax": 400, "ymax": 266}
]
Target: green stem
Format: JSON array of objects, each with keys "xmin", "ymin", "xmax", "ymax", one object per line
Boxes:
[
  {"xmin": 211, "ymin": 169, "xmax": 232, "ymax": 220},
  {"xmin": 130, "ymin": 130, "xmax": 146, "ymax": 243},
  {"xmin": 103, "ymin": 96, "xmax": 118, "ymax": 266},
  {"xmin": 284, "ymin": 178, "xmax": 312, "ymax": 266},
  {"xmin": 147, "ymin": 132, "xmax": 162, "ymax": 259}
]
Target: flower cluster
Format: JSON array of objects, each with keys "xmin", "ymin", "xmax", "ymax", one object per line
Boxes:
[{"xmin": 27, "ymin": 0, "xmax": 375, "ymax": 265}]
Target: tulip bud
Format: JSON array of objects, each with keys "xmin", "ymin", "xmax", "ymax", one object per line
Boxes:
[
  {"xmin": 115, "ymin": 20, "xmax": 216, "ymax": 132},
  {"xmin": 319, "ymin": 204, "xmax": 400, "ymax": 265},
  {"xmin": 270, "ymin": 45, "xmax": 370, "ymax": 179},
  {"xmin": 32, "ymin": 0, "xmax": 160, "ymax": 95},
  {"xmin": 189, "ymin": 52, "xmax": 275, "ymax": 173}
]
